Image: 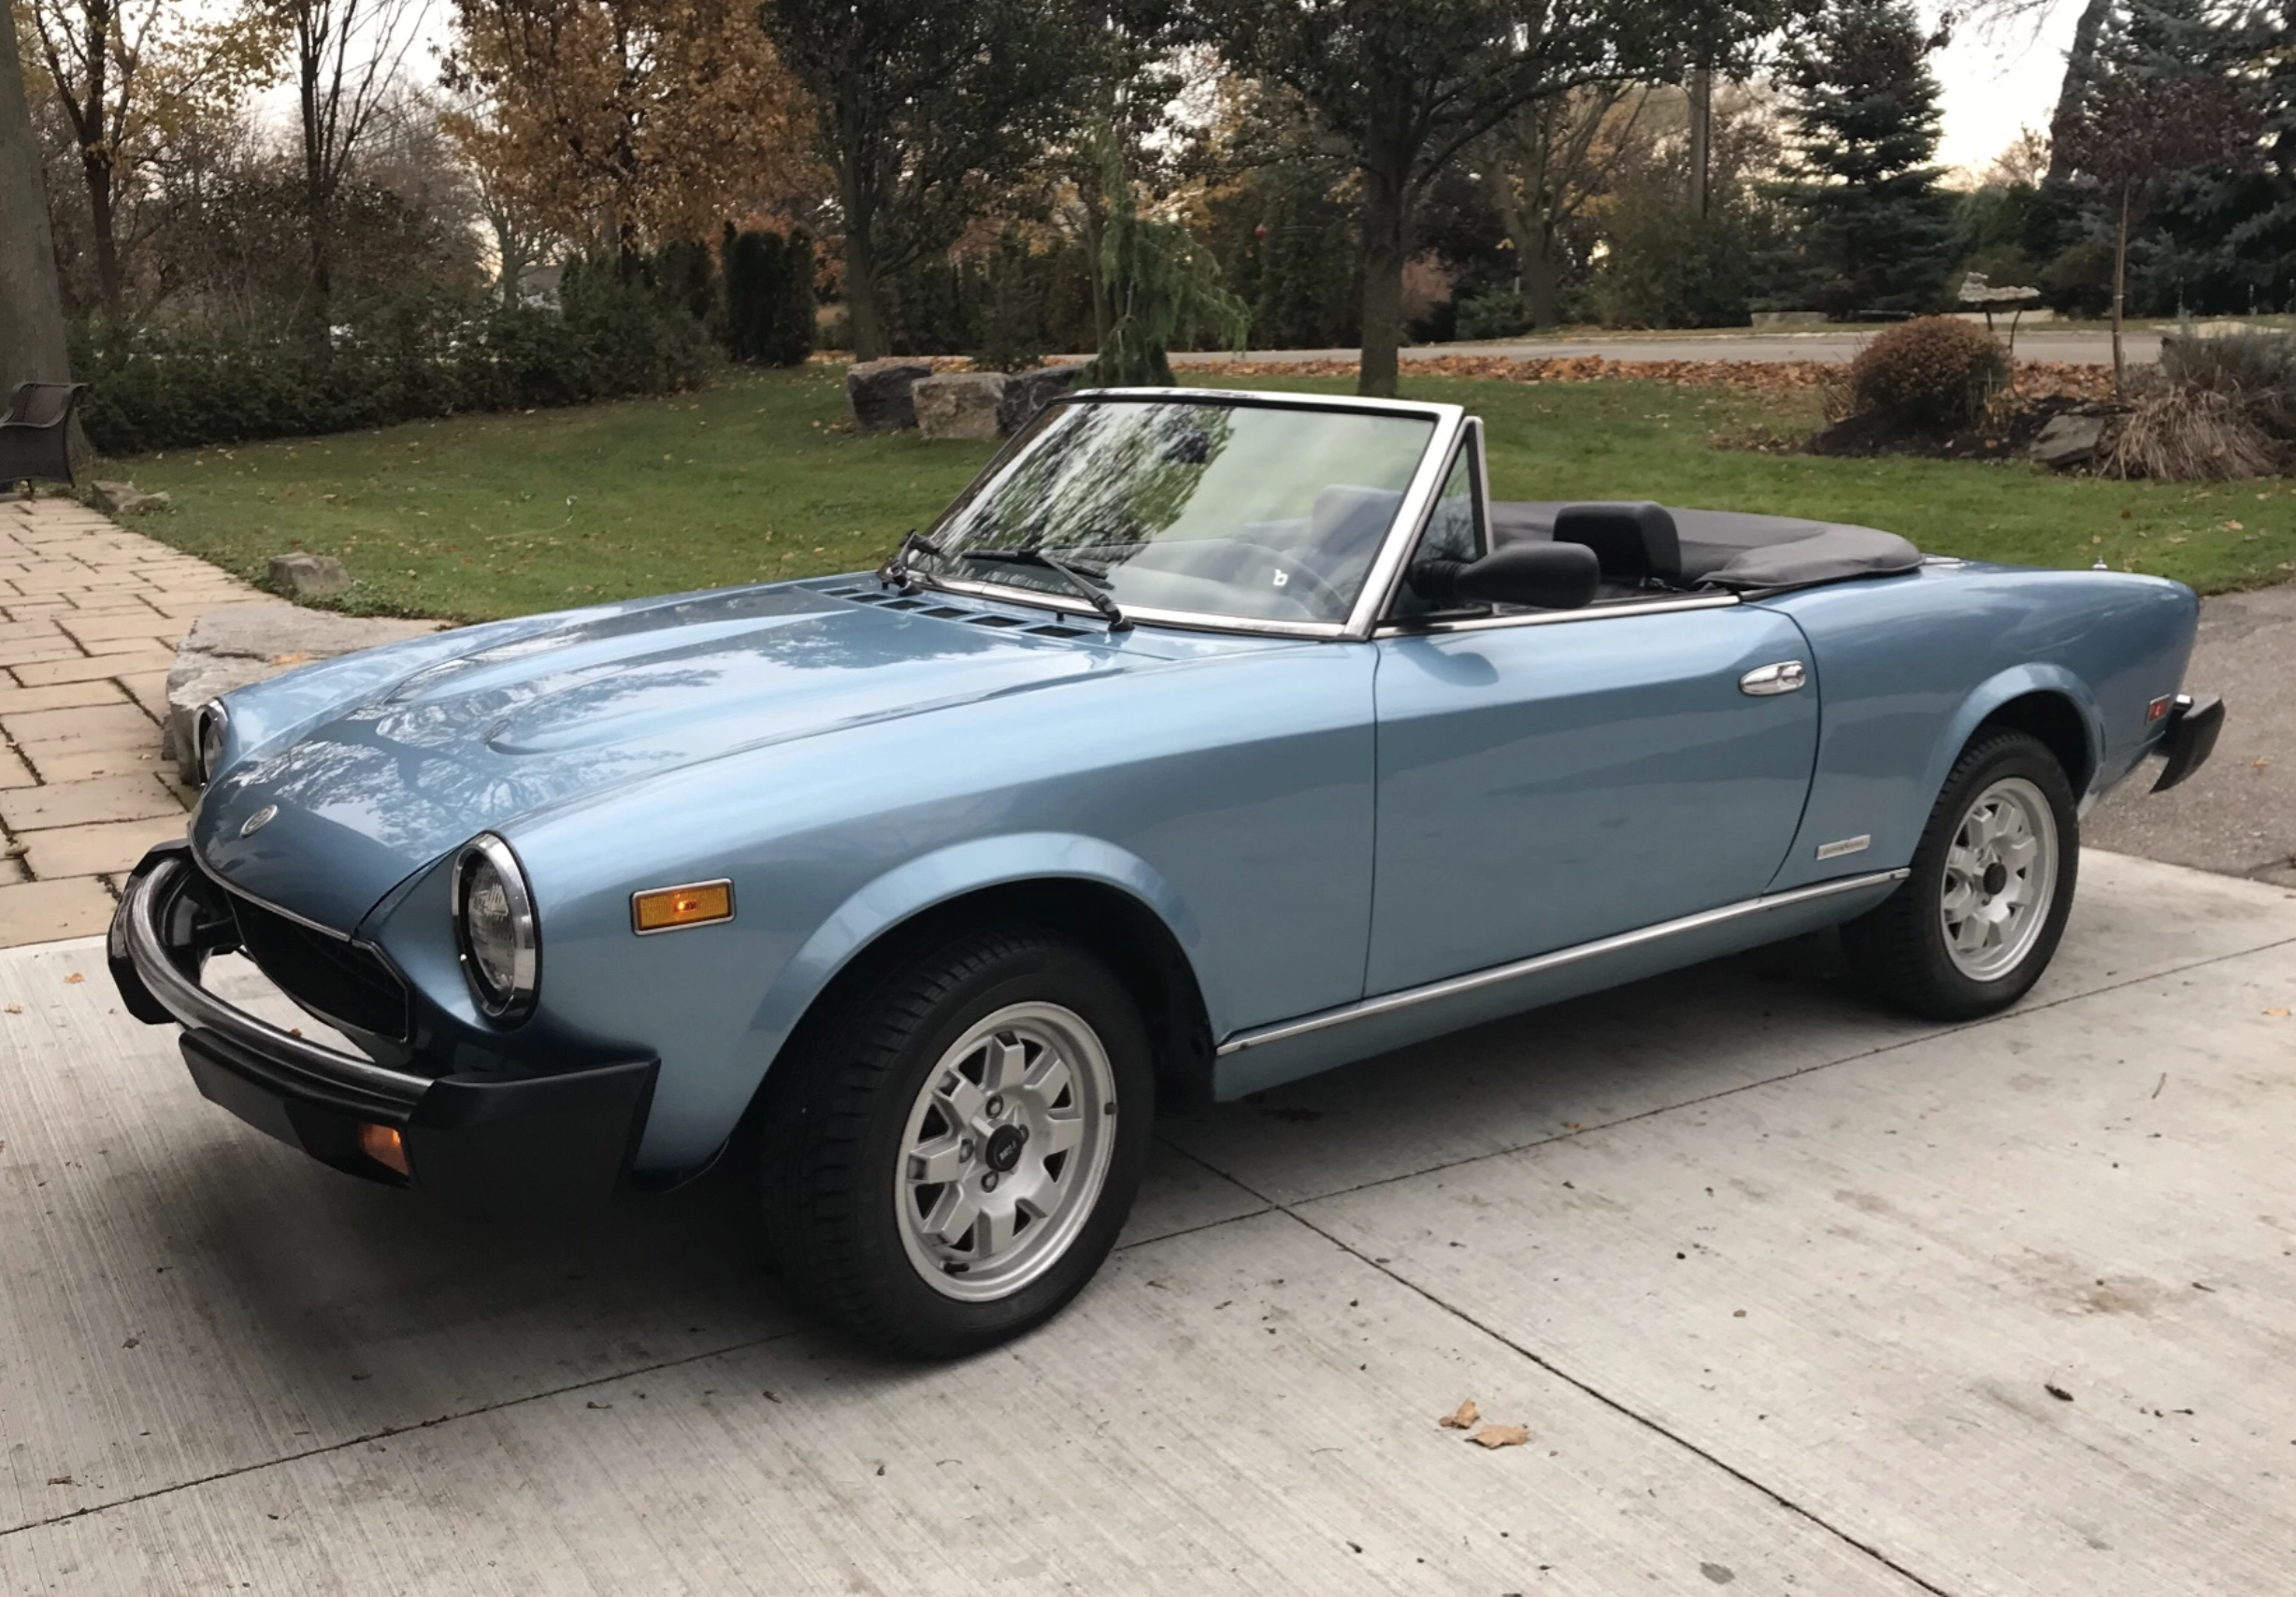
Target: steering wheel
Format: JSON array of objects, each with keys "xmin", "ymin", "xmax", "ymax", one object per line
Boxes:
[{"xmin": 1222, "ymin": 540, "xmax": 1352, "ymax": 617}]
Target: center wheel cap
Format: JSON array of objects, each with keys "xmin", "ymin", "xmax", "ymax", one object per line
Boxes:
[
  {"xmin": 983, "ymin": 1124, "xmax": 1025, "ymax": 1173},
  {"xmin": 1982, "ymin": 860, "xmax": 2009, "ymax": 896}
]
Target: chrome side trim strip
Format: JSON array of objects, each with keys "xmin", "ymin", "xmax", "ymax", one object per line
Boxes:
[
  {"xmin": 1372, "ymin": 592, "xmax": 1741, "ymax": 637},
  {"xmin": 1213, "ymin": 868, "xmax": 1912, "ymax": 1057}
]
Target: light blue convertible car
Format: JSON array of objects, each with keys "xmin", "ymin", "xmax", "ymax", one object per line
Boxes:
[{"xmin": 111, "ymin": 388, "xmax": 2221, "ymax": 1356}]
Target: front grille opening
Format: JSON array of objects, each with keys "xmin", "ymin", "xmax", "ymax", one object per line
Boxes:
[{"xmin": 228, "ymin": 896, "xmax": 411, "ymax": 1042}]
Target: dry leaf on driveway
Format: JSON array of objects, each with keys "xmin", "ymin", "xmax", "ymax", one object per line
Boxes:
[
  {"xmin": 2265, "ymin": 1008, "xmax": 2289, "ymax": 1018},
  {"xmin": 1469, "ymin": 1424, "xmax": 1530, "ymax": 1448},
  {"xmin": 63, "ymin": 973, "xmax": 83, "ymax": 985},
  {"xmin": 1438, "ymin": 1399, "xmax": 1479, "ymax": 1430}
]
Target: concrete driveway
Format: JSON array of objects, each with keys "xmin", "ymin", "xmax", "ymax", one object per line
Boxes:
[{"xmin": 3, "ymin": 850, "xmax": 2292, "ymax": 1594}]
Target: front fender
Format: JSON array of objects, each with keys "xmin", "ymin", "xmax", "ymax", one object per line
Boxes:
[{"xmin": 744, "ymin": 832, "xmax": 1206, "ymax": 1052}]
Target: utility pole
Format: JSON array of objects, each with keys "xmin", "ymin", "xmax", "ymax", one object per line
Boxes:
[{"xmin": 2, "ymin": 7, "xmax": 74, "ymax": 418}]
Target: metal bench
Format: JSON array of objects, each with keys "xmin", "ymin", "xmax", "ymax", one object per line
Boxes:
[{"xmin": 0, "ymin": 382, "xmax": 86, "ymax": 490}]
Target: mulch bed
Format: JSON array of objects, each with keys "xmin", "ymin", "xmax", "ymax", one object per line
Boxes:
[{"xmin": 1801, "ymin": 392, "xmax": 2123, "ymax": 463}]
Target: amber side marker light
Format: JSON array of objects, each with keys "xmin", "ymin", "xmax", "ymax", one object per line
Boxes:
[
  {"xmin": 632, "ymin": 879, "xmax": 735, "ymax": 935},
  {"xmin": 358, "ymin": 1122, "xmax": 409, "ymax": 1176}
]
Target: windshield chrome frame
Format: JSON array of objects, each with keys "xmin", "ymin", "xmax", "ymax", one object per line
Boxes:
[{"xmin": 910, "ymin": 387, "xmax": 1468, "ymax": 642}]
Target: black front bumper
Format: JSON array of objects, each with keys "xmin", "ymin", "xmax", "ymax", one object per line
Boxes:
[
  {"xmin": 2152, "ymin": 692, "xmax": 2224, "ymax": 794},
  {"xmin": 109, "ymin": 843, "xmax": 657, "ymax": 1217}
]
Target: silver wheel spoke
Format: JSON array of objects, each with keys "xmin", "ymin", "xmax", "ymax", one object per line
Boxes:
[
  {"xmin": 935, "ymin": 1070, "xmax": 985, "ymax": 1128},
  {"xmin": 908, "ymin": 1135, "xmax": 968, "ymax": 1186},
  {"xmin": 1038, "ymin": 1110, "xmax": 1084, "ymax": 1157},
  {"xmin": 974, "ymin": 1203, "xmax": 1017, "ymax": 1260},
  {"xmin": 924, "ymin": 1186, "xmax": 979, "ymax": 1248},
  {"xmin": 983, "ymin": 1036, "xmax": 1028, "ymax": 1095}
]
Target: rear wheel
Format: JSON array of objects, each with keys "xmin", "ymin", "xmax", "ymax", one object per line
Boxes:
[
  {"xmin": 1842, "ymin": 730, "xmax": 2079, "ymax": 1021},
  {"xmin": 759, "ymin": 926, "xmax": 1154, "ymax": 1358}
]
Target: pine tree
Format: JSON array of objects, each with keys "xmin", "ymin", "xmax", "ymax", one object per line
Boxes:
[
  {"xmin": 1772, "ymin": 0, "xmax": 1957, "ymax": 317},
  {"xmin": 2056, "ymin": 0, "xmax": 2261, "ymax": 384}
]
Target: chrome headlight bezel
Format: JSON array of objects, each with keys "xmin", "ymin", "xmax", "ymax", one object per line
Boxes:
[
  {"xmin": 193, "ymin": 699, "xmax": 230, "ymax": 786},
  {"xmin": 453, "ymin": 833, "xmax": 538, "ymax": 1023}
]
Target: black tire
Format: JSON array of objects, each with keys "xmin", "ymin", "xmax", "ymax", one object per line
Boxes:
[
  {"xmin": 758, "ymin": 925, "xmax": 1155, "ymax": 1359},
  {"xmin": 1841, "ymin": 729, "xmax": 2080, "ymax": 1022}
]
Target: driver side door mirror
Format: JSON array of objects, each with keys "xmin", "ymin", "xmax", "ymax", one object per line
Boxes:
[{"xmin": 1407, "ymin": 541, "xmax": 1600, "ymax": 613}]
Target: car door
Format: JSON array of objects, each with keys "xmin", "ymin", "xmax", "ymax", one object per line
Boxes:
[{"xmin": 1366, "ymin": 428, "xmax": 1820, "ymax": 996}]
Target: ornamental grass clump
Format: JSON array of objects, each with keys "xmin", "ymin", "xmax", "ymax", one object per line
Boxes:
[
  {"xmin": 2101, "ymin": 385, "xmax": 2283, "ymax": 482},
  {"xmin": 1847, "ymin": 316, "xmax": 2010, "ymax": 432}
]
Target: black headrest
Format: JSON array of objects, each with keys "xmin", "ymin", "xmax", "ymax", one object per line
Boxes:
[{"xmin": 1553, "ymin": 501, "xmax": 1680, "ymax": 582}]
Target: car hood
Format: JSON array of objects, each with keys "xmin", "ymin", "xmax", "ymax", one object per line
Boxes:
[{"xmin": 193, "ymin": 584, "xmax": 1150, "ymax": 930}]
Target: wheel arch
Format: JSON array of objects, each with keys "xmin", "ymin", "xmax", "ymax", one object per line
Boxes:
[
  {"xmin": 1937, "ymin": 669, "xmax": 2102, "ymax": 806},
  {"xmin": 748, "ymin": 836, "xmax": 1216, "ymax": 1112}
]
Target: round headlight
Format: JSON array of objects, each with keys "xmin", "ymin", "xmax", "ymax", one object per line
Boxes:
[
  {"xmin": 194, "ymin": 700, "xmax": 229, "ymax": 786},
  {"xmin": 454, "ymin": 834, "xmax": 538, "ymax": 1021}
]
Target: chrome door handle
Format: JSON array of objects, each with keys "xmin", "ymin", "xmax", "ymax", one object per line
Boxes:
[{"xmin": 1740, "ymin": 660, "xmax": 1807, "ymax": 696}]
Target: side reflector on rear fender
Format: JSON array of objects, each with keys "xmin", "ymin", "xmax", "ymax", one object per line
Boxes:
[{"xmin": 631, "ymin": 879, "xmax": 735, "ymax": 935}]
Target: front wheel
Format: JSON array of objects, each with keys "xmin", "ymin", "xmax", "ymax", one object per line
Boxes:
[
  {"xmin": 1841, "ymin": 729, "xmax": 2079, "ymax": 1021},
  {"xmin": 759, "ymin": 926, "xmax": 1155, "ymax": 1358}
]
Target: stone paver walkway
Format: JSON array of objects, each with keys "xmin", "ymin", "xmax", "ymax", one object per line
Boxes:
[{"xmin": 0, "ymin": 496, "xmax": 277, "ymax": 946}]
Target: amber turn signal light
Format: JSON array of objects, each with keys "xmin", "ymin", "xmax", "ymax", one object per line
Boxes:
[
  {"xmin": 632, "ymin": 878, "xmax": 735, "ymax": 935},
  {"xmin": 358, "ymin": 1121, "xmax": 409, "ymax": 1176}
]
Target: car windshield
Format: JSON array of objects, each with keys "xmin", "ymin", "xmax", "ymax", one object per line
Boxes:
[{"xmin": 925, "ymin": 397, "xmax": 1439, "ymax": 626}]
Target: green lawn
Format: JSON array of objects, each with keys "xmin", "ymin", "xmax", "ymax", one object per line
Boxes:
[{"xmin": 112, "ymin": 367, "xmax": 2295, "ymax": 623}]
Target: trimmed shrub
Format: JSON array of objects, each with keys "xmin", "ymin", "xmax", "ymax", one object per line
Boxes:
[
  {"xmin": 1455, "ymin": 286, "xmax": 1533, "ymax": 341},
  {"xmin": 1846, "ymin": 316, "xmax": 2009, "ymax": 430},
  {"xmin": 723, "ymin": 228, "xmax": 816, "ymax": 367},
  {"xmin": 72, "ymin": 273, "xmax": 718, "ymax": 456}
]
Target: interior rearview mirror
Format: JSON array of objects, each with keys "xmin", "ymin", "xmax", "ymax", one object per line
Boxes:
[{"xmin": 1407, "ymin": 541, "xmax": 1600, "ymax": 613}]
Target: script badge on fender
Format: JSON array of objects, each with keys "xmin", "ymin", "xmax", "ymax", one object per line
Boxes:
[{"xmin": 239, "ymin": 804, "xmax": 279, "ymax": 838}]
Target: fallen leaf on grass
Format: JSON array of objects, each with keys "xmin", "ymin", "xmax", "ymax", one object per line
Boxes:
[
  {"xmin": 63, "ymin": 973, "xmax": 82, "ymax": 985},
  {"xmin": 1470, "ymin": 1424, "xmax": 1531, "ymax": 1448},
  {"xmin": 2045, "ymin": 1383, "xmax": 2074, "ymax": 1402},
  {"xmin": 1439, "ymin": 1399, "xmax": 1479, "ymax": 1430}
]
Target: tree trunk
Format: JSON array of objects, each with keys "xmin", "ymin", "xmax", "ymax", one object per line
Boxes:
[
  {"xmin": 839, "ymin": 166, "xmax": 889, "ymax": 361},
  {"xmin": 299, "ymin": 31, "xmax": 331, "ymax": 320},
  {"xmin": 1080, "ymin": 182, "xmax": 1110, "ymax": 352},
  {"xmin": 2047, "ymin": 0, "xmax": 2116, "ymax": 184},
  {"xmin": 1687, "ymin": 63, "xmax": 1713, "ymax": 219},
  {"xmin": 79, "ymin": 145, "xmax": 122, "ymax": 315},
  {"xmin": 1522, "ymin": 246, "xmax": 1563, "ymax": 328},
  {"xmin": 1356, "ymin": 165, "xmax": 1408, "ymax": 398},
  {"xmin": 1, "ymin": 7, "xmax": 73, "ymax": 400},
  {"xmin": 2110, "ymin": 177, "xmax": 2129, "ymax": 396}
]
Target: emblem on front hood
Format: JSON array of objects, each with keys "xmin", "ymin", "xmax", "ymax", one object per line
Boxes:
[{"xmin": 240, "ymin": 804, "xmax": 279, "ymax": 837}]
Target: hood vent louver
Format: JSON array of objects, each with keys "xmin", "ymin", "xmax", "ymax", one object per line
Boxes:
[{"xmin": 829, "ymin": 584, "xmax": 1091, "ymax": 640}]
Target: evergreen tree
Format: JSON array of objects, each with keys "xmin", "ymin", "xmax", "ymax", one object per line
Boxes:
[
  {"xmin": 2056, "ymin": 0, "xmax": 2261, "ymax": 382},
  {"xmin": 1772, "ymin": 0, "xmax": 1956, "ymax": 317}
]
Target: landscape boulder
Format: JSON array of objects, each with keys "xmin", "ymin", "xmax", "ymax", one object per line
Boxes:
[
  {"xmin": 997, "ymin": 363, "xmax": 1088, "ymax": 435},
  {"xmin": 2030, "ymin": 413, "xmax": 2111, "ymax": 470},
  {"xmin": 267, "ymin": 552, "xmax": 353, "ymax": 597},
  {"xmin": 844, "ymin": 360, "xmax": 932, "ymax": 435},
  {"xmin": 914, "ymin": 372, "xmax": 1008, "ymax": 441},
  {"xmin": 90, "ymin": 480, "xmax": 171, "ymax": 515},
  {"xmin": 165, "ymin": 604, "xmax": 446, "ymax": 778}
]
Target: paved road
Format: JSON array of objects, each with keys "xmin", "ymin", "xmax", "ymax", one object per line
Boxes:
[
  {"xmin": 4, "ymin": 850, "xmax": 2293, "ymax": 1593},
  {"xmin": 1169, "ymin": 328, "xmax": 2155, "ymax": 367},
  {"xmin": 2088, "ymin": 583, "xmax": 2296, "ymax": 885}
]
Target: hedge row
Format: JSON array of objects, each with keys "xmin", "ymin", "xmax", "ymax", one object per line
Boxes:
[{"xmin": 74, "ymin": 268, "xmax": 719, "ymax": 457}]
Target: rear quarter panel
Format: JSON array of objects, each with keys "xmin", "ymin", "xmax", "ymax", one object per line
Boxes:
[{"xmin": 1760, "ymin": 563, "xmax": 2197, "ymax": 892}]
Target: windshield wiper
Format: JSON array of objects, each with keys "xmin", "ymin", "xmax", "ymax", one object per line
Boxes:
[
  {"xmin": 961, "ymin": 547, "xmax": 1131, "ymax": 634},
  {"xmin": 880, "ymin": 528, "xmax": 945, "ymax": 590}
]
